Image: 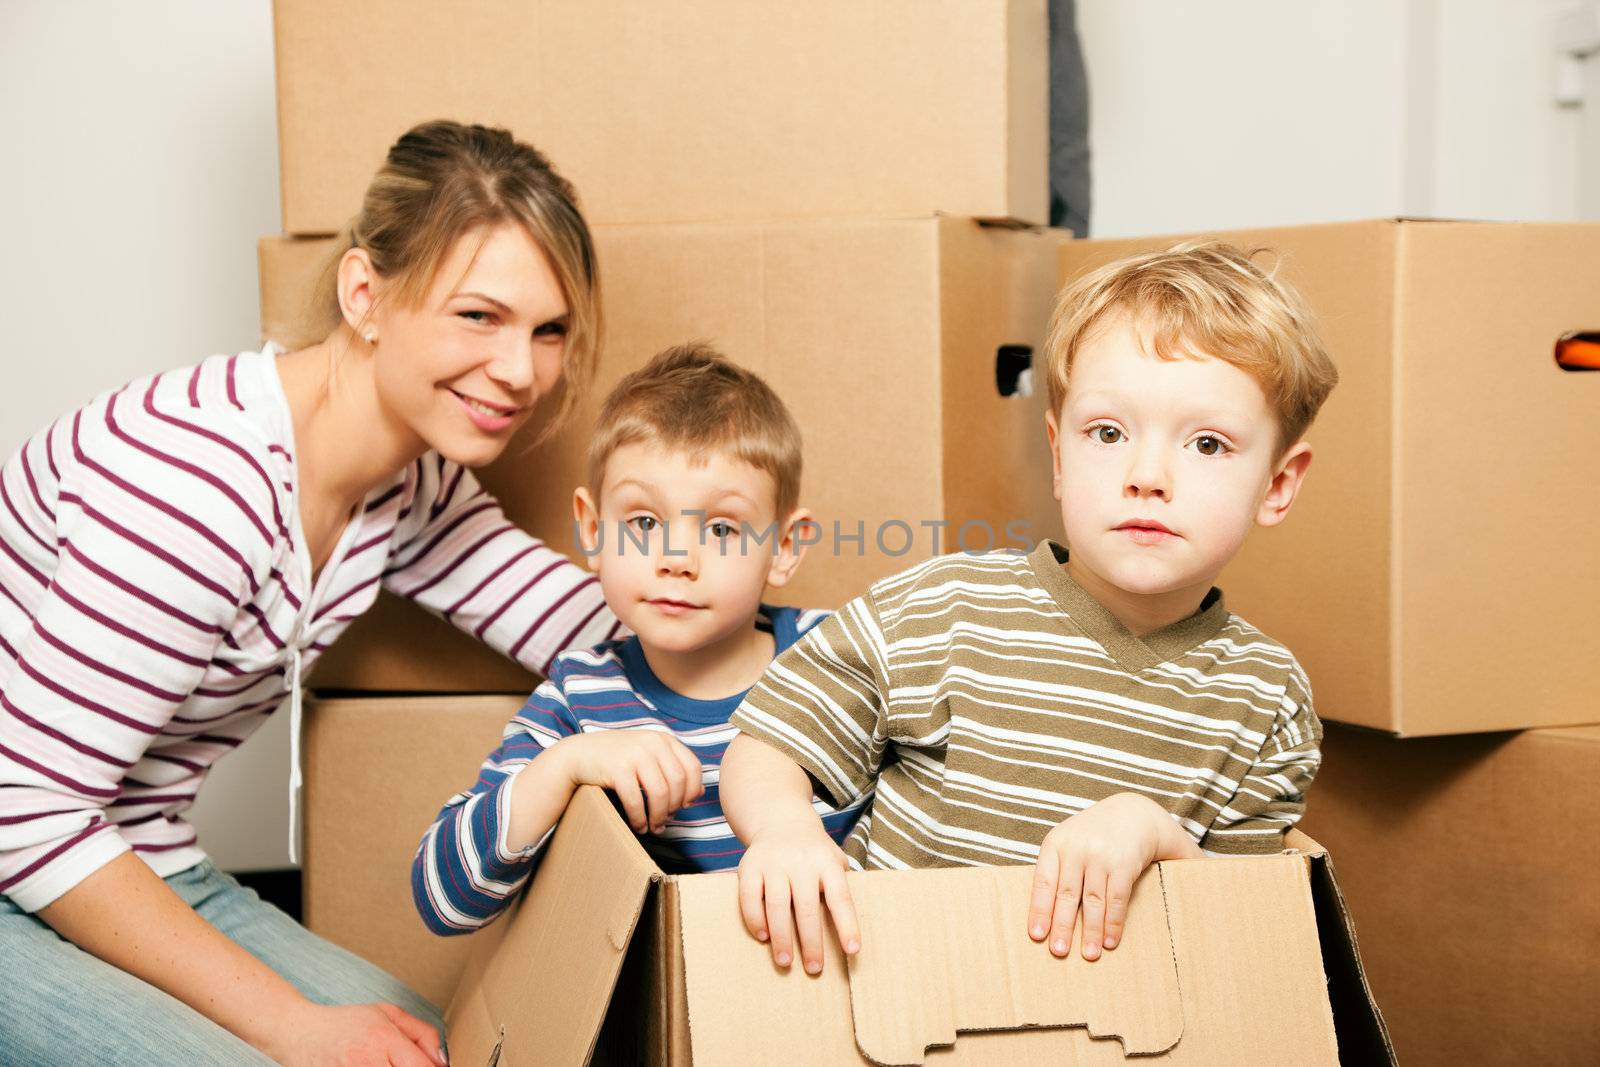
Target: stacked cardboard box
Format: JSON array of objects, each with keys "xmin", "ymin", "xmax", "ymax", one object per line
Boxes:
[
  {"xmin": 266, "ymin": 2, "xmax": 1390, "ymax": 1061},
  {"xmin": 1305, "ymin": 723, "xmax": 1600, "ymax": 1066},
  {"xmin": 1061, "ymin": 219, "xmax": 1600, "ymax": 1064},
  {"xmin": 272, "ymin": 0, "xmax": 1050, "ymax": 232},
  {"xmin": 302, "ymin": 696, "xmax": 517, "ymax": 1010}
]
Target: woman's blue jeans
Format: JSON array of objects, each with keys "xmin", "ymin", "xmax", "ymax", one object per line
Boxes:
[{"xmin": 0, "ymin": 861, "xmax": 443, "ymax": 1065}]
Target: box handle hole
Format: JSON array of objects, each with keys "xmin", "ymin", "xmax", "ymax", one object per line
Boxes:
[
  {"xmin": 995, "ymin": 344, "xmax": 1034, "ymax": 397},
  {"xmin": 1555, "ymin": 331, "xmax": 1600, "ymax": 371}
]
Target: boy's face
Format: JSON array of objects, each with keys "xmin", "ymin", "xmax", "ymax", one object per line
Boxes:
[
  {"xmin": 1046, "ymin": 312, "xmax": 1311, "ymax": 622},
  {"xmin": 575, "ymin": 443, "xmax": 806, "ymax": 658}
]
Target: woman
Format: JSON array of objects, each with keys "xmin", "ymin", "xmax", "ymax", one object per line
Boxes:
[{"xmin": 0, "ymin": 121, "xmax": 618, "ymax": 1064}]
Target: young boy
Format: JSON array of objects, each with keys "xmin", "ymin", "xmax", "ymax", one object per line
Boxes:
[
  {"xmin": 720, "ymin": 241, "xmax": 1340, "ymax": 976},
  {"xmin": 412, "ymin": 343, "xmax": 864, "ymax": 935}
]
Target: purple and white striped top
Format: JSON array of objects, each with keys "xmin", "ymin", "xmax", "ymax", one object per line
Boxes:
[{"xmin": 0, "ymin": 346, "xmax": 618, "ymax": 912}]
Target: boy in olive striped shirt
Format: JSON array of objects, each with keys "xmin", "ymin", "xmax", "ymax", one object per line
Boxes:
[{"xmin": 721, "ymin": 241, "xmax": 1340, "ymax": 977}]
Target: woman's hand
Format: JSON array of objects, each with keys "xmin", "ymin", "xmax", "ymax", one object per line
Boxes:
[
  {"xmin": 270, "ymin": 1002, "xmax": 446, "ymax": 1066},
  {"xmin": 38, "ymin": 855, "xmax": 443, "ymax": 1064},
  {"xmin": 552, "ymin": 731, "xmax": 705, "ymax": 834}
]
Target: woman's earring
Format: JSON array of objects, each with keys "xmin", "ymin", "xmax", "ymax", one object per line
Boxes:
[{"xmin": 363, "ymin": 330, "xmax": 377, "ymax": 345}]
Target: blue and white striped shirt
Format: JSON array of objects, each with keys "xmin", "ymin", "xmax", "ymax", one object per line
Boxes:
[{"xmin": 411, "ymin": 604, "xmax": 867, "ymax": 935}]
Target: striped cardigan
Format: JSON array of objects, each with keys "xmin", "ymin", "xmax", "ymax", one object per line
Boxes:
[{"xmin": 0, "ymin": 347, "xmax": 617, "ymax": 911}]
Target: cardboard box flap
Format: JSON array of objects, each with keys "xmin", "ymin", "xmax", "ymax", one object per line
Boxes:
[
  {"xmin": 445, "ymin": 786, "xmax": 660, "ymax": 1066},
  {"xmin": 1303, "ymin": 852, "xmax": 1396, "ymax": 1065},
  {"xmin": 677, "ymin": 872, "xmax": 867, "ymax": 1065},
  {"xmin": 675, "ymin": 852, "xmax": 1358, "ymax": 1064},
  {"xmin": 1157, "ymin": 853, "xmax": 1341, "ymax": 1065},
  {"xmin": 674, "ymin": 866, "xmax": 1185, "ymax": 1066},
  {"xmin": 1283, "ymin": 827, "xmax": 1323, "ymax": 855},
  {"xmin": 1284, "ymin": 828, "xmax": 1394, "ymax": 1063},
  {"xmin": 846, "ymin": 865, "xmax": 1183, "ymax": 1064}
]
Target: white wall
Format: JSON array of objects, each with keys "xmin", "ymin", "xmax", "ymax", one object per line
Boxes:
[
  {"xmin": 1078, "ymin": 0, "xmax": 1414, "ymax": 237},
  {"xmin": 1079, "ymin": 0, "xmax": 1584, "ymax": 237},
  {"xmin": 1, "ymin": 1, "xmax": 1588, "ymax": 873},
  {"xmin": 0, "ymin": 0, "xmax": 290, "ymax": 871},
  {"xmin": 1426, "ymin": 0, "xmax": 1583, "ymax": 222}
]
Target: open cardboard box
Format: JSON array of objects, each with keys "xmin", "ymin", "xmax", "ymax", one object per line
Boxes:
[
  {"xmin": 444, "ymin": 786, "xmax": 1393, "ymax": 1066},
  {"xmin": 1060, "ymin": 218, "xmax": 1600, "ymax": 736}
]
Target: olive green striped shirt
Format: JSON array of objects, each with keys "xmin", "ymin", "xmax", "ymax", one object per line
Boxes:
[{"xmin": 731, "ymin": 540, "xmax": 1321, "ymax": 868}]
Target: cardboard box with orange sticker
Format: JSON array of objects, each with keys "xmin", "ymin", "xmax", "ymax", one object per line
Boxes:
[{"xmin": 1062, "ymin": 219, "xmax": 1600, "ymax": 736}]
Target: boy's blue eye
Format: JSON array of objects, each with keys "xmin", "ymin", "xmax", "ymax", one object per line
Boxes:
[{"xmin": 1092, "ymin": 425, "xmax": 1123, "ymax": 444}]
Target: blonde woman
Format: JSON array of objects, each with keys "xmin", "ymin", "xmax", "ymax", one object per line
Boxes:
[{"xmin": 0, "ymin": 121, "xmax": 619, "ymax": 1065}]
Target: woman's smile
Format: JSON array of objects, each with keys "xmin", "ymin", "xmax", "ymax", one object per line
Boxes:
[{"xmin": 449, "ymin": 388, "xmax": 523, "ymax": 433}]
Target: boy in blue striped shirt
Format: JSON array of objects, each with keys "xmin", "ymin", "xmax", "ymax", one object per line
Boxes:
[{"xmin": 413, "ymin": 344, "xmax": 863, "ymax": 934}]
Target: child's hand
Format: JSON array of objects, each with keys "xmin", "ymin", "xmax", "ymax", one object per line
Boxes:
[
  {"xmin": 1027, "ymin": 792, "xmax": 1202, "ymax": 962},
  {"xmin": 552, "ymin": 731, "xmax": 704, "ymax": 834},
  {"xmin": 736, "ymin": 817, "xmax": 860, "ymax": 976}
]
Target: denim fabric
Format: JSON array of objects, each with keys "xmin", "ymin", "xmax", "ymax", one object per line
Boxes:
[{"xmin": 0, "ymin": 861, "xmax": 442, "ymax": 1065}]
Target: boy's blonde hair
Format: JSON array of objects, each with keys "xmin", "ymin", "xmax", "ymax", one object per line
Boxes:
[
  {"xmin": 588, "ymin": 344, "xmax": 803, "ymax": 518},
  {"xmin": 1045, "ymin": 240, "xmax": 1338, "ymax": 449}
]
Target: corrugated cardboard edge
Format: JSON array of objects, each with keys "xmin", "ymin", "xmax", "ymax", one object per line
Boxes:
[
  {"xmin": 443, "ymin": 786, "xmax": 662, "ymax": 1067},
  {"xmin": 1280, "ymin": 831, "xmax": 1395, "ymax": 1067},
  {"xmin": 844, "ymin": 863, "xmax": 1184, "ymax": 1064},
  {"xmin": 653, "ymin": 879, "xmax": 690, "ymax": 1065},
  {"xmin": 1386, "ymin": 219, "xmax": 1411, "ymax": 739},
  {"xmin": 590, "ymin": 875, "xmax": 687, "ymax": 1065},
  {"xmin": 1285, "ymin": 830, "xmax": 1396, "ymax": 1066}
]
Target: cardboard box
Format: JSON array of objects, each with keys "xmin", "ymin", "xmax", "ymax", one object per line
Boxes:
[
  {"xmin": 1060, "ymin": 219, "xmax": 1600, "ymax": 736},
  {"xmin": 264, "ymin": 217, "xmax": 1068, "ymax": 692},
  {"xmin": 442, "ymin": 785, "xmax": 1391, "ymax": 1065},
  {"xmin": 272, "ymin": 0, "xmax": 1047, "ymax": 234},
  {"xmin": 302, "ymin": 694, "xmax": 522, "ymax": 1009},
  {"xmin": 302, "ymin": 699, "xmax": 1388, "ymax": 1064},
  {"xmin": 1301, "ymin": 723, "xmax": 1600, "ymax": 1067}
]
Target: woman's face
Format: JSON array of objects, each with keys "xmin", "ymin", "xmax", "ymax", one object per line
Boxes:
[{"xmin": 367, "ymin": 222, "xmax": 571, "ymax": 468}]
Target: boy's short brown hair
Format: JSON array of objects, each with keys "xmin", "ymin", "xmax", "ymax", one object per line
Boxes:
[
  {"xmin": 1045, "ymin": 240, "xmax": 1338, "ymax": 449},
  {"xmin": 587, "ymin": 343, "xmax": 803, "ymax": 517}
]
